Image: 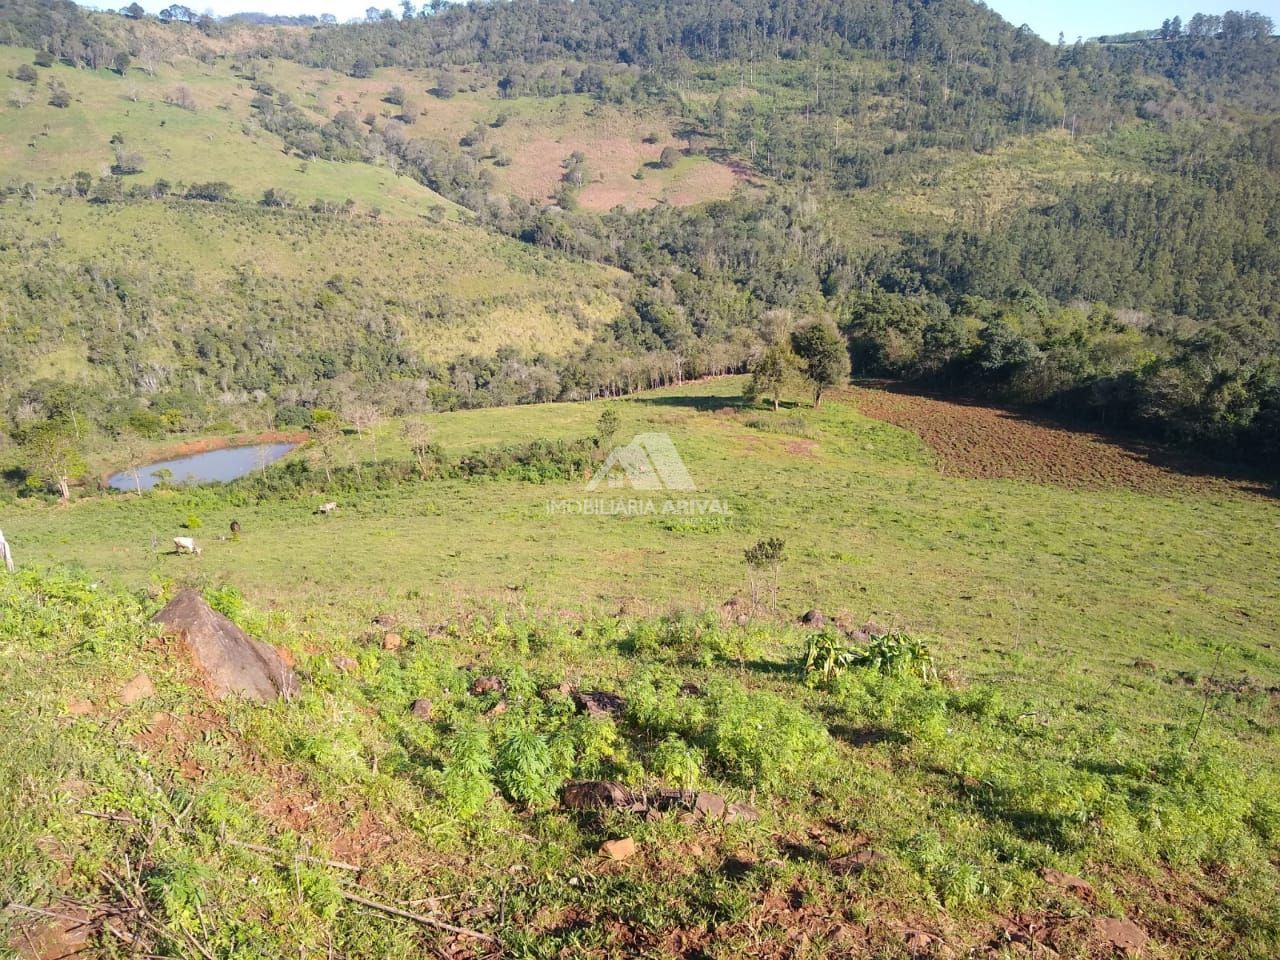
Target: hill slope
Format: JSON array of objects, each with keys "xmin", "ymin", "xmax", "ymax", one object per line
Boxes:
[{"xmin": 2, "ymin": 380, "xmax": 1278, "ymax": 957}]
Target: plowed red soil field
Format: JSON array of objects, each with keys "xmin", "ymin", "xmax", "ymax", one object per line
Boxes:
[{"xmin": 849, "ymin": 385, "xmax": 1273, "ymax": 498}]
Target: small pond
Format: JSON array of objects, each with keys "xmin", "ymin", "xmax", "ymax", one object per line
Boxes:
[{"xmin": 107, "ymin": 442, "xmax": 298, "ymax": 492}]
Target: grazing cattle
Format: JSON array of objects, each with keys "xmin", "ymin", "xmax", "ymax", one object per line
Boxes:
[
  {"xmin": 316, "ymin": 501, "xmax": 338, "ymax": 515},
  {"xmin": 0, "ymin": 529, "xmax": 13, "ymax": 573},
  {"xmin": 230, "ymin": 520, "xmax": 241, "ymax": 537},
  {"xmin": 173, "ymin": 536, "xmax": 202, "ymax": 556}
]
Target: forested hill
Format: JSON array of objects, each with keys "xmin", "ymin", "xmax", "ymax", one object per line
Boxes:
[{"xmin": 1, "ymin": 0, "xmax": 1279, "ymax": 478}]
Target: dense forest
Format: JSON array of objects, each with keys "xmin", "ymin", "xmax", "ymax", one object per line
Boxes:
[{"xmin": 1, "ymin": 0, "xmax": 1278, "ymax": 482}]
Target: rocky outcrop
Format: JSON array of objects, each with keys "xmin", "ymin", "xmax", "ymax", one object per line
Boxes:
[{"xmin": 152, "ymin": 590, "xmax": 298, "ymax": 702}]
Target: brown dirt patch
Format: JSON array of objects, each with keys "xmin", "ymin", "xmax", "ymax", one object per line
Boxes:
[
  {"xmin": 849, "ymin": 385, "xmax": 1272, "ymax": 498},
  {"xmin": 784, "ymin": 439, "xmax": 820, "ymax": 458},
  {"xmin": 490, "ymin": 102, "xmax": 747, "ymax": 211}
]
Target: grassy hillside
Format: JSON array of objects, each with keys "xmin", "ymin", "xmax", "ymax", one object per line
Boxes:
[
  {"xmin": 2, "ymin": 381, "xmax": 1278, "ymax": 957},
  {"xmin": 0, "ymin": 195, "xmax": 628, "ymax": 424},
  {"xmin": 0, "ymin": 45, "xmax": 743, "ymax": 215},
  {"xmin": 0, "ymin": 46, "xmax": 453, "ymax": 218}
]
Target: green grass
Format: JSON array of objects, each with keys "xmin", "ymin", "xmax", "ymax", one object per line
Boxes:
[
  {"xmin": 0, "ymin": 47, "xmax": 452, "ymax": 219},
  {"xmin": 10, "ymin": 379, "xmax": 1278, "ymax": 667},
  {"xmin": 3, "ymin": 382, "xmax": 1279, "ymax": 958}
]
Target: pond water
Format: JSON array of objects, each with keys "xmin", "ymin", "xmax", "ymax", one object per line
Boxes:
[{"xmin": 107, "ymin": 442, "xmax": 298, "ymax": 492}]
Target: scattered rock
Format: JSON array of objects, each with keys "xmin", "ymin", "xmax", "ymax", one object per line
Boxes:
[
  {"xmin": 599, "ymin": 837, "xmax": 636, "ymax": 861},
  {"xmin": 540, "ymin": 681, "xmax": 575, "ymax": 699},
  {"xmin": 9, "ymin": 903, "xmax": 98, "ymax": 959},
  {"xmin": 65, "ymin": 697, "xmax": 95, "ymax": 716},
  {"xmin": 1094, "ymin": 917, "xmax": 1148, "ymax": 955},
  {"xmin": 904, "ymin": 929, "xmax": 938, "ymax": 954},
  {"xmin": 573, "ymin": 690, "xmax": 625, "ymax": 717},
  {"xmin": 720, "ymin": 852, "xmax": 756, "ymax": 877},
  {"xmin": 1041, "ymin": 867, "xmax": 1094, "ymax": 898},
  {"xmin": 484, "ymin": 700, "xmax": 508, "ymax": 717},
  {"xmin": 410, "ymin": 698, "xmax": 434, "ymax": 720},
  {"xmin": 332, "ymin": 655, "xmax": 359, "ymax": 673},
  {"xmin": 720, "ymin": 597, "xmax": 752, "ymax": 627},
  {"xmin": 851, "ymin": 621, "xmax": 890, "ymax": 641},
  {"xmin": 800, "ymin": 609, "xmax": 826, "ymax": 628},
  {"xmin": 119, "ymin": 672, "xmax": 155, "ymax": 706},
  {"xmin": 693, "ymin": 791, "xmax": 727, "ymax": 819},
  {"xmin": 470, "ymin": 675, "xmax": 504, "ymax": 696},
  {"xmin": 562, "ymin": 780, "xmax": 634, "ymax": 811},
  {"xmin": 152, "ymin": 590, "xmax": 298, "ymax": 702},
  {"xmin": 726, "ymin": 802, "xmax": 759, "ymax": 823},
  {"xmin": 381, "ymin": 632, "xmax": 404, "ymax": 651},
  {"xmin": 828, "ymin": 849, "xmax": 887, "ymax": 876}
]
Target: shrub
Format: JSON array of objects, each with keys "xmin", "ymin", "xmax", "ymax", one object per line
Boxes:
[
  {"xmin": 803, "ymin": 631, "xmax": 935, "ymax": 686},
  {"xmin": 625, "ymin": 673, "xmax": 832, "ymax": 791},
  {"xmin": 439, "ymin": 725, "xmax": 493, "ymax": 817},
  {"xmin": 185, "ymin": 181, "xmax": 232, "ymax": 202},
  {"xmin": 857, "ymin": 632, "xmax": 936, "ymax": 681},
  {"xmin": 701, "ymin": 683, "xmax": 832, "ymax": 789},
  {"xmin": 495, "ymin": 727, "xmax": 559, "ymax": 808},
  {"xmin": 650, "ymin": 735, "xmax": 703, "ymax": 791},
  {"xmin": 47, "ymin": 80, "xmax": 70, "ymax": 108},
  {"xmin": 204, "ymin": 584, "xmax": 244, "ymax": 621}
]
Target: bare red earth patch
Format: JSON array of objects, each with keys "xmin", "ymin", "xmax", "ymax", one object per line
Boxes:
[{"xmin": 850, "ymin": 386, "xmax": 1271, "ymax": 498}]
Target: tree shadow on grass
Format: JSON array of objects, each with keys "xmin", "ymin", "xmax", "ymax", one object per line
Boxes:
[
  {"xmin": 737, "ymin": 657, "xmax": 797, "ymax": 678},
  {"xmin": 940, "ymin": 773, "xmax": 1083, "ymax": 852},
  {"xmin": 635, "ymin": 393, "xmax": 752, "ymax": 413},
  {"xmin": 921, "ymin": 759, "xmax": 1094, "ymax": 853},
  {"xmin": 827, "ymin": 723, "xmax": 909, "ymax": 748}
]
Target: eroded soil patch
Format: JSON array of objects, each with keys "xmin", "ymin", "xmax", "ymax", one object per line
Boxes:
[{"xmin": 850, "ymin": 386, "xmax": 1272, "ymax": 498}]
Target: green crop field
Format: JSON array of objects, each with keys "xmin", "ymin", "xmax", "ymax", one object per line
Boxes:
[{"xmin": 3, "ymin": 379, "xmax": 1277, "ymax": 958}]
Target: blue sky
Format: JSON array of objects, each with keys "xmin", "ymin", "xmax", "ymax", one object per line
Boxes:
[
  {"xmin": 984, "ymin": 0, "xmax": 1280, "ymax": 41},
  {"xmin": 128, "ymin": 1, "xmax": 1280, "ymax": 41}
]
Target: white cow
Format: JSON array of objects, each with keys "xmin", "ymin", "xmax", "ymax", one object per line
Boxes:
[
  {"xmin": 316, "ymin": 501, "xmax": 338, "ymax": 515},
  {"xmin": 0, "ymin": 528, "xmax": 13, "ymax": 573},
  {"xmin": 173, "ymin": 536, "xmax": 202, "ymax": 556}
]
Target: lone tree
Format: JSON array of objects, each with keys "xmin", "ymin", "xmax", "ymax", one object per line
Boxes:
[
  {"xmin": 401, "ymin": 420, "xmax": 438, "ymax": 479},
  {"xmin": 744, "ymin": 537, "xmax": 785, "ymax": 611},
  {"xmin": 790, "ymin": 319, "xmax": 850, "ymax": 409},
  {"xmin": 21, "ymin": 420, "xmax": 86, "ymax": 501},
  {"xmin": 309, "ymin": 408, "xmax": 342, "ymax": 484},
  {"xmin": 595, "ymin": 406, "xmax": 620, "ymax": 448},
  {"xmin": 746, "ymin": 343, "xmax": 795, "ymax": 411},
  {"xmin": 47, "ymin": 79, "xmax": 70, "ymax": 108}
]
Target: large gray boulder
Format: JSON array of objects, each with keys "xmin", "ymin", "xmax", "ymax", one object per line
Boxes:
[{"xmin": 152, "ymin": 589, "xmax": 298, "ymax": 702}]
